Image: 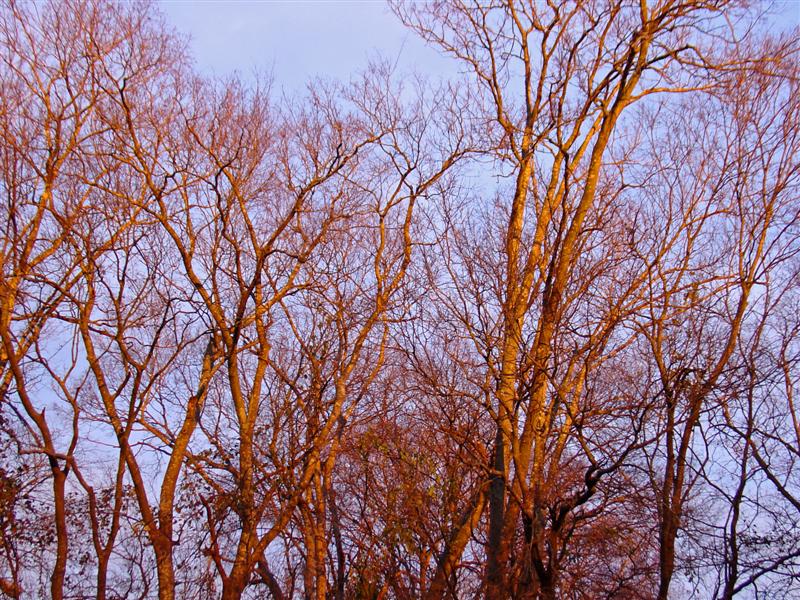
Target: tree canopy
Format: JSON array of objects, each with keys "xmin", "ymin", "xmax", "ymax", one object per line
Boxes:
[{"xmin": 1, "ymin": 1, "xmax": 798, "ymax": 598}]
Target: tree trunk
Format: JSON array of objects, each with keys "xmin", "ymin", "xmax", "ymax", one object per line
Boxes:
[
  {"xmin": 486, "ymin": 428, "xmax": 507, "ymax": 598},
  {"xmin": 49, "ymin": 466, "xmax": 68, "ymax": 600}
]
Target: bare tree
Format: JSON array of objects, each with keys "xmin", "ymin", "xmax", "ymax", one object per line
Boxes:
[
  {"xmin": 0, "ymin": 2, "xmax": 170, "ymax": 596},
  {"xmin": 391, "ymin": 1, "xmax": 799, "ymax": 598},
  {"xmin": 1, "ymin": 1, "xmax": 798, "ymax": 598}
]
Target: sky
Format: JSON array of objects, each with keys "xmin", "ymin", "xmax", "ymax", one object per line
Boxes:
[
  {"xmin": 159, "ymin": 1, "xmax": 800, "ymax": 92},
  {"xmin": 159, "ymin": 1, "xmax": 456, "ymax": 91}
]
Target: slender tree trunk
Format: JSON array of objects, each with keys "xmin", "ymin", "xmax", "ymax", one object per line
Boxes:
[
  {"xmin": 486, "ymin": 427, "xmax": 507, "ymax": 597},
  {"xmin": 424, "ymin": 486, "xmax": 487, "ymax": 600},
  {"xmin": 154, "ymin": 540, "xmax": 176, "ymax": 600},
  {"xmin": 301, "ymin": 496, "xmax": 318, "ymax": 600},
  {"xmin": 222, "ymin": 564, "xmax": 250, "ymax": 600},
  {"xmin": 50, "ymin": 466, "xmax": 68, "ymax": 600},
  {"xmin": 95, "ymin": 547, "xmax": 111, "ymax": 600},
  {"xmin": 258, "ymin": 557, "xmax": 286, "ymax": 600},
  {"xmin": 657, "ymin": 516, "xmax": 677, "ymax": 600},
  {"xmin": 313, "ymin": 475, "xmax": 328, "ymax": 600},
  {"xmin": 329, "ymin": 489, "xmax": 346, "ymax": 600}
]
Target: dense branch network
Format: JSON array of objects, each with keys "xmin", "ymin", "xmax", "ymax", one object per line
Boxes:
[{"xmin": 0, "ymin": 1, "xmax": 798, "ymax": 599}]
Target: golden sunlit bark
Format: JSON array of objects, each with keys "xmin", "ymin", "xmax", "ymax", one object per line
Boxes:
[{"xmin": 1, "ymin": 1, "xmax": 798, "ymax": 598}]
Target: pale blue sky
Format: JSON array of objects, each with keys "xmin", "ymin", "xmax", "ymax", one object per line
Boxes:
[
  {"xmin": 159, "ymin": 1, "xmax": 456, "ymax": 90},
  {"xmin": 159, "ymin": 1, "xmax": 799, "ymax": 91}
]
